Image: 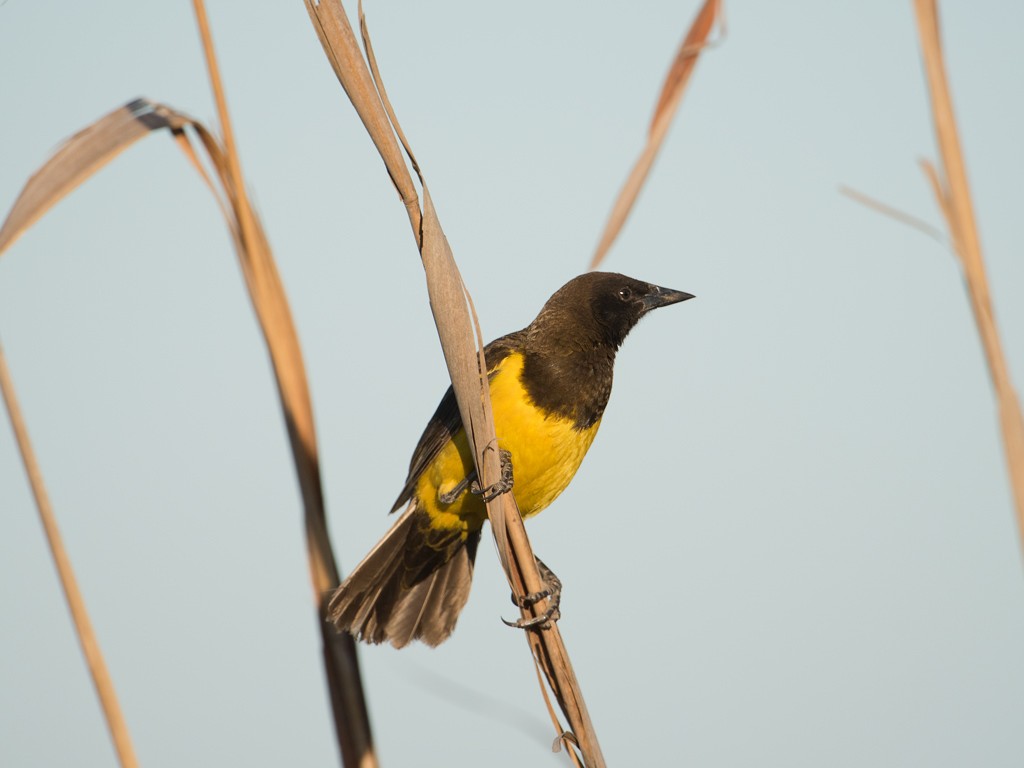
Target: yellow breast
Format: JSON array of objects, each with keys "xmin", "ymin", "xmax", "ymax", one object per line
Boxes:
[{"xmin": 415, "ymin": 352, "xmax": 600, "ymax": 534}]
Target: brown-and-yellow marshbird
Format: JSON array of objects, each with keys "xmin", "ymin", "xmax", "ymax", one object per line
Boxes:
[{"xmin": 330, "ymin": 272, "xmax": 694, "ymax": 647}]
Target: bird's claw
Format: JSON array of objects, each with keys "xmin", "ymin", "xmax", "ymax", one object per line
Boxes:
[
  {"xmin": 470, "ymin": 449, "xmax": 514, "ymax": 503},
  {"xmin": 502, "ymin": 603, "xmax": 561, "ymax": 630},
  {"xmin": 439, "ymin": 450, "xmax": 513, "ymax": 505}
]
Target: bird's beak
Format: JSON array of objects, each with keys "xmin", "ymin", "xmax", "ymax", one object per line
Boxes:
[{"xmin": 642, "ymin": 284, "xmax": 695, "ymax": 313}]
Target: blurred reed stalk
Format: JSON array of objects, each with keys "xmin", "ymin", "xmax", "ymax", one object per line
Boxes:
[
  {"xmin": 590, "ymin": 0, "xmax": 722, "ymax": 270},
  {"xmin": 912, "ymin": 0, "xmax": 1024, "ymax": 549},
  {"xmin": 190, "ymin": 2, "xmax": 376, "ymax": 765},
  {"xmin": 0, "ymin": 344, "xmax": 139, "ymax": 768}
]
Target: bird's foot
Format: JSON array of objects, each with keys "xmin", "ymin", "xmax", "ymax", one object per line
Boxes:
[{"xmin": 503, "ymin": 557, "xmax": 562, "ymax": 630}]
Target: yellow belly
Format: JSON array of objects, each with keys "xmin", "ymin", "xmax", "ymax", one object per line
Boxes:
[{"xmin": 415, "ymin": 353, "xmax": 600, "ymax": 534}]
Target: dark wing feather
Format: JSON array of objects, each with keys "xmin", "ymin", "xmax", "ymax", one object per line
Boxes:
[{"xmin": 389, "ymin": 330, "xmax": 526, "ymax": 512}]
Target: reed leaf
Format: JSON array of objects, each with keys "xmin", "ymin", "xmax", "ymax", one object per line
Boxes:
[{"xmin": 0, "ymin": 101, "xmax": 186, "ymax": 255}]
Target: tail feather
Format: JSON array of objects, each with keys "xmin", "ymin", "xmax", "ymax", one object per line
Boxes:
[
  {"xmin": 329, "ymin": 502, "xmax": 481, "ymax": 648},
  {"xmin": 401, "ymin": 558, "xmax": 451, "ymax": 648}
]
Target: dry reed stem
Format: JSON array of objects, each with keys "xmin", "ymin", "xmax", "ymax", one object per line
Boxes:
[
  {"xmin": 420, "ymin": 192, "xmax": 598, "ymax": 767},
  {"xmin": 912, "ymin": 0, "xmax": 1024, "ymax": 551},
  {"xmin": 304, "ymin": 3, "xmax": 604, "ymax": 764},
  {"xmin": 0, "ymin": 344, "xmax": 139, "ymax": 767},
  {"xmin": 590, "ymin": 0, "xmax": 722, "ymax": 270},
  {"xmin": 190, "ymin": 3, "xmax": 375, "ymax": 765}
]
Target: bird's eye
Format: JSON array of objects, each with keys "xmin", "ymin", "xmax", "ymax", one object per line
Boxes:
[{"xmin": 617, "ymin": 287, "xmax": 632, "ymax": 301}]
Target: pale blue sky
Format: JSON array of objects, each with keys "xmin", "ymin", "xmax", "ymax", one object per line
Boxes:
[{"xmin": 2, "ymin": 2, "xmax": 1023, "ymax": 766}]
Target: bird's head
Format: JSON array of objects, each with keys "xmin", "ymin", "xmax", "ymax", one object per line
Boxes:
[{"xmin": 535, "ymin": 272, "xmax": 694, "ymax": 351}]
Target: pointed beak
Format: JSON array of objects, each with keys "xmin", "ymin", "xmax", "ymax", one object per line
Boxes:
[{"xmin": 641, "ymin": 284, "xmax": 695, "ymax": 313}]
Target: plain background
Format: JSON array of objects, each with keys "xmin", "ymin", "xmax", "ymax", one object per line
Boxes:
[{"xmin": 2, "ymin": 1, "xmax": 1023, "ymax": 766}]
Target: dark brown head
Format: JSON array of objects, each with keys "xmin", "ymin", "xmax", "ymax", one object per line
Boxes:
[
  {"xmin": 529, "ymin": 272, "xmax": 694, "ymax": 352},
  {"xmin": 518, "ymin": 272, "xmax": 693, "ymax": 428}
]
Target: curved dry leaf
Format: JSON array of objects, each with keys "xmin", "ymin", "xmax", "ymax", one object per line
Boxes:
[{"xmin": 0, "ymin": 99, "xmax": 191, "ymax": 259}]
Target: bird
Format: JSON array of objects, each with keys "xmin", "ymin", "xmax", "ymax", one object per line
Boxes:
[{"xmin": 329, "ymin": 271, "xmax": 694, "ymax": 648}]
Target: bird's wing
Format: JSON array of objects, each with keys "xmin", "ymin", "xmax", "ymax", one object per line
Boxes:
[{"xmin": 389, "ymin": 330, "xmax": 526, "ymax": 513}]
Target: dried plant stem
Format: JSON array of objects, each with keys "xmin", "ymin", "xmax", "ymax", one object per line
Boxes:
[
  {"xmin": 420, "ymin": 192, "xmax": 603, "ymax": 768},
  {"xmin": 192, "ymin": 3, "xmax": 375, "ymax": 766},
  {"xmin": 192, "ymin": 2, "xmax": 246, "ymax": 230},
  {"xmin": 0, "ymin": 343, "xmax": 139, "ymax": 768},
  {"xmin": 912, "ymin": 0, "xmax": 1024, "ymax": 551},
  {"xmin": 590, "ymin": 0, "xmax": 721, "ymax": 270}
]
